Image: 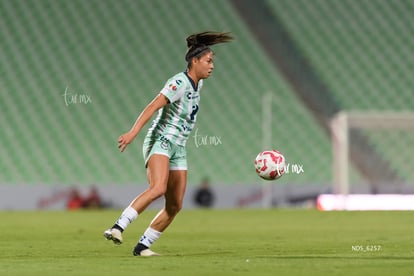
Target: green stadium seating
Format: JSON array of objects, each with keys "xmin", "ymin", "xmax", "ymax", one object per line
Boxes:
[
  {"xmin": 266, "ymin": 0, "xmax": 414, "ymax": 185},
  {"xmin": 1, "ymin": 0, "xmax": 347, "ymax": 186}
]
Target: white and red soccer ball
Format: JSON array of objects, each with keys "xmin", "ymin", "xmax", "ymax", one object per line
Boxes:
[{"xmin": 254, "ymin": 150, "xmax": 286, "ymax": 180}]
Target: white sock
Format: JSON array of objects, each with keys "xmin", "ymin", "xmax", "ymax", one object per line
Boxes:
[
  {"xmin": 139, "ymin": 227, "xmax": 162, "ymax": 248},
  {"xmin": 115, "ymin": 206, "xmax": 138, "ymax": 230}
]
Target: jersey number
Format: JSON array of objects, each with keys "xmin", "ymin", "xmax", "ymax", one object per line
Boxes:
[{"xmin": 190, "ymin": 104, "xmax": 199, "ymax": 121}]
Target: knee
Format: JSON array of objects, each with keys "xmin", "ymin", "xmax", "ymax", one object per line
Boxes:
[
  {"xmin": 148, "ymin": 186, "xmax": 166, "ymax": 201},
  {"xmin": 166, "ymin": 202, "xmax": 182, "ymax": 217}
]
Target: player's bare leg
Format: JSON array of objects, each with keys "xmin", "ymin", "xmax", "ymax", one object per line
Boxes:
[
  {"xmin": 133, "ymin": 169, "xmax": 187, "ymax": 256},
  {"xmin": 150, "ymin": 169, "xmax": 187, "ymax": 231},
  {"xmin": 130, "ymin": 154, "xmax": 170, "ymax": 213},
  {"xmin": 104, "ymin": 155, "xmax": 169, "ymax": 244}
]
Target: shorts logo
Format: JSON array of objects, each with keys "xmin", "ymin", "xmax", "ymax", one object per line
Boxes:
[{"xmin": 160, "ymin": 140, "xmax": 169, "ymax": 150}]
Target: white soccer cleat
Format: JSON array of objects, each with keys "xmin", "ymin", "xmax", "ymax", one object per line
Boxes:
[
  {"xmin": 103, "ymin": 228, "xmax": 123, "ymax": 245},
  {"xmin": 137, "ymin": 249, "xmax": 161, "ymax": 257}
]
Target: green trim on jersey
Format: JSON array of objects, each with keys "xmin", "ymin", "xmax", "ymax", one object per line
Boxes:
[{"xmin": 146, "ymin": 72, "xmax": 203, "ymax": 146}]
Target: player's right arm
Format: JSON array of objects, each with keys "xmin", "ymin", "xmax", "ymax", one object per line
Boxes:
[{"xmin": 118, "ymin": 93, "xmax": 169, "ymax": 152}]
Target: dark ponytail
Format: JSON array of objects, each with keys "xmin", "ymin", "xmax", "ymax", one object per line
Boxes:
[{"xmin": 185, "ymin": 31, "xmax": 233, "ymax": 63}]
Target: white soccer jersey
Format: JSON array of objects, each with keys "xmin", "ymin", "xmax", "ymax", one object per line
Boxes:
[{"xmin": 146, "ymin": 71, "xmax": 203, "ymax": 146}]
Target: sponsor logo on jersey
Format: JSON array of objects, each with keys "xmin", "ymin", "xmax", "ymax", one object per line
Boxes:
[{"xmin": 187, "ymin": 92, "xmax": 199, "ymax": 99}]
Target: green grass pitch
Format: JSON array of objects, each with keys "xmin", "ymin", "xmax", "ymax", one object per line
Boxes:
[{"xmin": 0, "ymin": 209, "xmax": 413, "ymax": 275}]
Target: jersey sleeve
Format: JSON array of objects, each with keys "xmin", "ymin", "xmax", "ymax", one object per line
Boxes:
[{"xmin": 160, "ymin": 76, "xmax": 186, "ymax": 103}]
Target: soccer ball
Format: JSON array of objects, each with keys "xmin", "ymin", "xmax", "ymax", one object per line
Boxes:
[{"xmin": 254, "ymin": 150, "xmax": 286, "ymax": 180}]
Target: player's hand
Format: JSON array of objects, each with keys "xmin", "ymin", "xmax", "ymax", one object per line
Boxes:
[{"xmin": 118, "ymin": 132, "xmax": 135, "ymax": 152}]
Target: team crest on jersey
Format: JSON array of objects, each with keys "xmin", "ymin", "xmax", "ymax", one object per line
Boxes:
[
  {"xmin": 168, "ymin": 83, "xmax": 177, "ymax": 91},
  {"xmin": 168, "ymin": 78, "xmax": 183, "ymax": 92}
]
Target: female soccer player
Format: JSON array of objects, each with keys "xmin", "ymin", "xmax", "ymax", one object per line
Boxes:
[{"xmin": 104, "ymin": 31, "xmax": 233, "ymax": 256}]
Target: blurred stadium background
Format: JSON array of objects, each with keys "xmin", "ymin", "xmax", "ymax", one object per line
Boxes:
[{"xmin": 1, "ymin": 0, "xmax": 413, "ymax": 210}]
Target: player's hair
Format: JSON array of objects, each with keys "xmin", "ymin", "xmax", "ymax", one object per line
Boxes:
[{"xmin": 185, "ymin": 31, "xmax": 233, "ymax": 65}]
